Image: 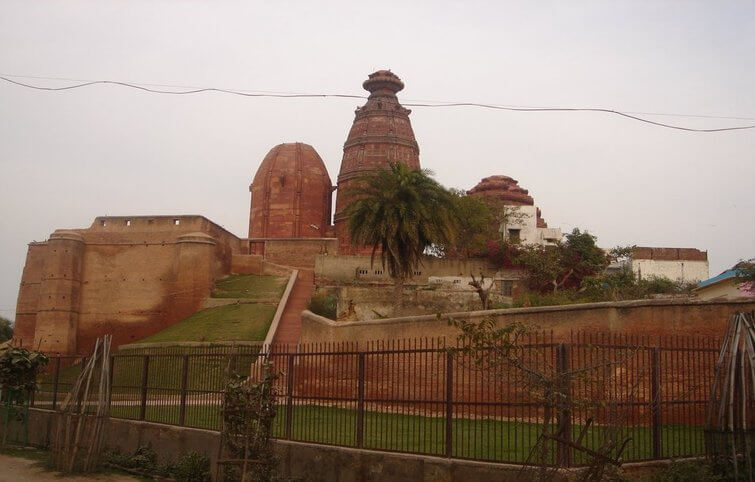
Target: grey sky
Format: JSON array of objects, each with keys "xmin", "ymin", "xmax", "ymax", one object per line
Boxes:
[{"xmin": 1, "ymin": 1, "xmax": 753, "ymax": 320}]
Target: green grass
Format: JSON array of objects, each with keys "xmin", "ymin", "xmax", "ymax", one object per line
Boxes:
[
  {"xmin": 212, "ymin": 274, "xmax": 286, "ymax": 299},
  {"xmin": 131, "ymin": 274, "xmax": 286, "ymax": 344},
  {"xmin": 103, "ymin": 403, "xmax": 707, "ymax": 464},
  {"xmin": 137, "ymin": 303, "xmax": 276, "ymax": 343}
]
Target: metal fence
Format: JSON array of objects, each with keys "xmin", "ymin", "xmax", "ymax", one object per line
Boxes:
[{"xmin": 30, "ymin": 333, "xmax": 719, "ymax": 466}]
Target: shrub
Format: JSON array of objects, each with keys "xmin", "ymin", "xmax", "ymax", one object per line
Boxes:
[
  {"xmin": 105, "ymin": 445, "xmax": 210, "ymax": 481},
  {"xmin": 173, "ymin": 451, "xmax": 211, "ymax": 482},
  {"xmin": 308, "ymin": 293, "xmax": 337, "ymax": 319},
  {"xmin": 0, "ymin": 347, "xmax": 49, "ymax": 403},
  {"xmin": 512, "ymin": 289, "xmax": 587, "ymax": 308},
  {"xmin": 652, "ymin": 459, "xmax": 722, "ymax": 481}
]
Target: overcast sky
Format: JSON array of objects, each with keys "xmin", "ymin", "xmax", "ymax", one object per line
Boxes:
[{"xmin": 1, "ymin": 1, "xmax": 753, "ymax": 321}]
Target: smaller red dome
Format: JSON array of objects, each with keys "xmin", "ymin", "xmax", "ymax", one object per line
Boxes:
[
  {"xmin": 467, "ymin": 175, "xmax": 534, "ymax": 206},
  {"xmin": 249, "ymin": 143, "xmax": 332, "ymax": 238},
  {"xmin": 468, "ymin": 175, "xmax": 549, "ymax": 227}
]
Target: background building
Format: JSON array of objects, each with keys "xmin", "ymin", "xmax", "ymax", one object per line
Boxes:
[{"xmin": 630, "ymin": 247, "xmax": 709, "ymax": 283}]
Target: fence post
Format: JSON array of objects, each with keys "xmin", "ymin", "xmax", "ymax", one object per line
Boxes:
[
  {"xmin": 75, "ymin": 357, "xmax": 87, "ymax": 413},
  {"xmin": 445, "ymin": 350, "xmax": 454, "ymax": 458},
  {"xmin": 285, "ymin": 354, "xmax": 295, "ymax": 439},
  {"xmin": 228, "ymin": 354, "xmax": 238, "ymax": 376},
  {"xmin": 51, "ymin": 357, "xmax": 61, "ymax": 410},
  {"xmin": 179, "ymin": 355, "xmax": 189, "ymax": 426},
  {"xmin": 356, "ymin": 352, "xmax": 365, "ymax": 448},
  {"xmin": 555, "ymin": 343, "xmax": 572, "ymax": 467},
  {"xmin": 108, "ymin": 355, "xmax": 115, "ymax": 408},
  {"xmin": 139, "ymin": 355, "xmax": 150, "ymax": 421},
  {"xmin": 651, "ymin": 347, "xmax": 662, "ymax": 459}
]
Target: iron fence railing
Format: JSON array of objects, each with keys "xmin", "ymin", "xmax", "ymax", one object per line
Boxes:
[{"xmin": 28, "ymin": 333, "xmax": 719, "ymax": 466}]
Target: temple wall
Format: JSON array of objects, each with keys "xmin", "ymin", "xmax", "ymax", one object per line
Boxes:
[
  {"xmin": 249, "ymin": 238, "xmax": 339, "ymax": 269},
  {"xmin": 15, "ymin": 216, "xmax": 242, "ymax": 354}
]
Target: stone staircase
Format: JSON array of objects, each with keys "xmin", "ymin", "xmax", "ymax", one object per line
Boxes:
[{"xmin": 272, "ymin": 269, "xmax": 314, "ymax": 345}]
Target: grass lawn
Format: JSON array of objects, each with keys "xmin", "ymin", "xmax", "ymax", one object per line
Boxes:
[
  {"xmin": 107, "ymin": 403, "xmax": 706, "ymax": 464},
  {"xmin": 137, "ymin": 303, "xmax": 276, "ymax": 344},
  {"xmin": 212, "ymin": 274, "xmax": 287, "ymax": 299}
]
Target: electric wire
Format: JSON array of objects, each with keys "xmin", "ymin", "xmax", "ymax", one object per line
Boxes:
[
  {"xmin": 2, "ymin": 74, "xmax": 754, "ymax": 133},
  {"xmin": 6, "ymin": 74, "xmax": 755, "ymax": 121}
]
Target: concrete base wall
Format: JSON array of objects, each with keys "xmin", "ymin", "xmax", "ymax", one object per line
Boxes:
[{"xmin": 7, "ymin": 409, "xmax": 542, "ymax": 481}]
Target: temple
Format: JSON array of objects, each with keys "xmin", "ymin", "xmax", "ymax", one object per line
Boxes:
[{"xmin": 13, "ymin": 70, "xmax": 706, "ymax": 355}]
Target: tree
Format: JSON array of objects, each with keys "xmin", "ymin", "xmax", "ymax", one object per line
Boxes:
[
  {"xmin": 517, "ymin": 228, "xmax": 608, "ymax": 293},
  {"xmin": 0, "ymin": 316, "xmax": 12, "ymax": 343},
  {"xmin": 346, "ymin": 163, "xmax": 458, "ymax": 313},
  {"xmin": 607, "ymin": 245, "xmax": 635, "ymax": 265},
  {"xmin": 449, "ymin": 317, "xmax": 635, "ymax": 480},
  {"xmin": 469, "ymin": 272, "xmax": 494, "ymax": 310},
  {"xmin": 445, "ymin": 190, "xmax": 493, "ymax": 259},
  {"xmin": 735, "ymin": 260, "xmax": 755, "ymax": 287}
]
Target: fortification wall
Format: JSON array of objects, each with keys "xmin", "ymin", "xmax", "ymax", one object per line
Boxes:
[
  {"xmin": 14, "ymin": 215, "xmax": 243, "ymax": 354},
  {"xmin": 301, "ymin": 298, "xmax": 755, "ymax": 344},
  {"xmin": 13, "ymin": 242, "xmax": 48, "ymax": 346}
]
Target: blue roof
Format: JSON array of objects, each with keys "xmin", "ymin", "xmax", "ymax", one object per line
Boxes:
[{"xmin": 697, "ymin": 269, "xmax": 738, "ymax": 289}]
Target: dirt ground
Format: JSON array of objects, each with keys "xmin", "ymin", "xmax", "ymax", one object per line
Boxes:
[{"xmin": 0, "ymin": 453, "xmax": 139, "ymax": 482}]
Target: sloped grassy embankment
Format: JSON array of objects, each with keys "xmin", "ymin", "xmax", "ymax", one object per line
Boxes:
[{"xmin": 136, "ymin": 274, "xmax": 287, "ymax": 344}]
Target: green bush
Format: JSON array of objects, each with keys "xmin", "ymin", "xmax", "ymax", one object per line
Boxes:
[
  {"xmin": 512, "ymin": 289, "xmax": 588, "ymax": 308},
  {"xmin": 652, "ymin": 459, "xmax": 722, "ymax": 481},
  {"xmin": 0, "ymin": 347, "xmax": 49, "ymax": 399},
  {"xmin": 173, "ymin": 451, "xmax": 211, "ymax": 482},
  {"xmin": 106, "ymin": 444, "xmax": 158, "ymax": 472},
  {"xmin": 308, "ymin": 293, "xmax": 337, "ymax": 319},
  {"xmin": 105, "ymin": 445, "xmax": 210, "ymax": 481}
]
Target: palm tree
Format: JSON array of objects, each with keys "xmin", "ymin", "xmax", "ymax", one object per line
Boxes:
[{"xmin": 345, "ymin": 163, "xmax": 457, "ymax": 314}]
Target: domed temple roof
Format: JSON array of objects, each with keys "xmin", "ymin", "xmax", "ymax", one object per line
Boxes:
[
  {"xmin": 467, "ymin": 175, "xmax": 535, "ymax": 206},
  {"xmin": 334, "ymin": 70, "xmax": 420, "ymax": 252},
  {"xmin": 248, "ymin": 143, "xmax": 332, "ymax": 238},
  {"xmin": 468, "ymin": 175, "xmax": 549, "ymax": 228}
]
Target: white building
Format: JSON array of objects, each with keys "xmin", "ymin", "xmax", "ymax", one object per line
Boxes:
[
  {"xmin": 629, "ymin": 247, "xmax": 709, "ymax": 283},
  {"xmin": 499, "ymin": 205, "xmax": 562, "ymax": 246}
]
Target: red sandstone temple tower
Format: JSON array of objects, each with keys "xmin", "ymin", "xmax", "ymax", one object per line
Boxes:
[{"xmin": 333, "ymin": 70, "xmax": 421, "ymax": 253}]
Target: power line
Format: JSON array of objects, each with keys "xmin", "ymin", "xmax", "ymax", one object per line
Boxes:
[
  {"xmin": 2, "ymin": 74, "xmax": 754, "ymax": 133},
  {"xmin": 7, "ymin": 74, "xmax": 755, "ymax": 121}
]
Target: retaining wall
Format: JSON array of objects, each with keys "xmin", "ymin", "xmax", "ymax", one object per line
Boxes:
[
  {"xmin": 6, "ymin": 409, "xmax": 540, "ymax": 481},
  {"xmin": 301, "ymin": 298, "xmax": 755, "ymax": 343}
]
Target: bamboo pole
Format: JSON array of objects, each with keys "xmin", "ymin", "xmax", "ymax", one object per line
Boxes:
[{"xmin": 68, "ymin": 338, "xmax": 100, "ymax": 472}]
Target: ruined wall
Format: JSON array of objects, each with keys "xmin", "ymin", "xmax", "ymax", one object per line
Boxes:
[
  {"xmin": 325, "ymin": 284, "xmax": 507, "ymax": 321},
  {"xmin": 301, "ymin": 298, "xmax": 755, "ymax": 344},
  {"xmin": 14, "ymin": 215, "xmax": 243, "ymax": 354},
  {"xmin": 315, "ymin": 255, "xmax": 496, "ymax": 284}
]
